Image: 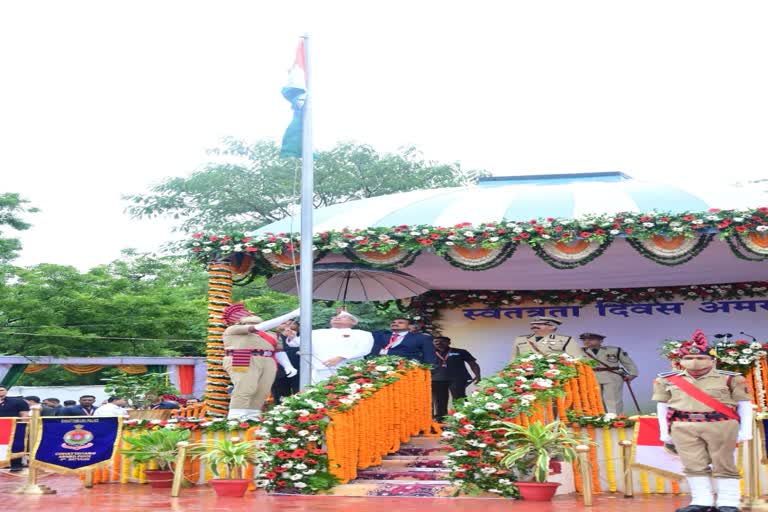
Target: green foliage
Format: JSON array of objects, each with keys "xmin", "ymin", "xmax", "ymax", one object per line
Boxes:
[
  {"xmin": 102, "ymin": 371, "xmax": 178, "ymax": 409},
  {"xmin": 200, "ymin": 438, "xmax": 266, "ymax": 479},
  {"xmin": 120, "ymin": 428, "xmax": 192, "ymax": 471},
  {"xmin": 0, "ymin": 193, "xmax": 38, "ymax": 264},
  {"xmin": 125, "ymin": 138, "xmax": 488, "ymax": 233},
  {"xmin": 0, "ymin": 251, "xmax": 209, "ymax": 364},
  {"xmin": 493, "ymin": 421, "xmax": 587, "ymax": 483}
]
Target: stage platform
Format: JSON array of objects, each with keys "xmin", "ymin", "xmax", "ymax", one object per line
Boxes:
[{"xmin": 0, "ymin": 471, "xmax": 688, "ymax": 512}]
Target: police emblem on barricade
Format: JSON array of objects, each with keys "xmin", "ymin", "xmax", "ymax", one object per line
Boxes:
[
  {"xmin": 62, "ymin": 425, "xmax": 94, "ymax": 450},
  {"xmin": 30, "ymin": 417, "xmax": 122, "ymax": 473}
]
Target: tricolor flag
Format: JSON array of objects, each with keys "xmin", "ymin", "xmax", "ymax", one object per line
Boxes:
[
  {"xmin": 280, "ymin": 39, "xmax": 307, "ymax": 158},
  {"xmin": 0, "ymin": 418, "xmax": 15, "ymax": 463},
  {"xmin": 632, "ymin": 416, "xmax": 685, "ymax": 478}
]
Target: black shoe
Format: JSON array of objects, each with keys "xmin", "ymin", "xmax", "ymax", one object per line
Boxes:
[
  {"xmin": 9, "ymin": 468, "xmax": 23, "ymax": 473},
  {"xmin": 716, "ymin": 507, "xmax": 740, "ymax": 512},
  {"xmin": 675, "ymin": 506, "xmax": 716, "ymax": 512}
]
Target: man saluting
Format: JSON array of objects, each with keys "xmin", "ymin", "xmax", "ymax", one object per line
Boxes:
[{"xmin": 511, "ymin": 317, "xmax": 582, "ymax": 360}]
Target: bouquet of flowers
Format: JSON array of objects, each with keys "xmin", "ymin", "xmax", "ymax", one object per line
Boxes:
[
  {"xmin": 566, "ymin": 410, "xmax": 635, "ymax": 429},
  {"xmin": 714, "ymin": 340, "xmax": 768, "ymax": 372}
]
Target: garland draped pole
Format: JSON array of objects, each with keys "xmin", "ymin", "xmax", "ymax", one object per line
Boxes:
[{"xmin": 204, "ymin": 262, "xmax": 234, "ymax": 417}]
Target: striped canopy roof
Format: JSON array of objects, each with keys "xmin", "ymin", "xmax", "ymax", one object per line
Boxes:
[{"xmin": 255, "ymin": 172, "xmax": 765, "ymax": 236}]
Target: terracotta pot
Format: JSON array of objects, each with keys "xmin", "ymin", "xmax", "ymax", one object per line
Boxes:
[
  {"xmin": 514, "ymin": 481, "xmax": 560, "ymax": 501},
  {"xmin": 144, "ymin": 469, "xmax": 175, "ymax": 489},
  {"xmin": 209, "ymin": 479, "xmax": 251, "ymax": 497}
]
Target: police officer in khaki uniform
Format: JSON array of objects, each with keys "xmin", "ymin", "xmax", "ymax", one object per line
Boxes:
[
  {"xmin": 222, "ymin": 303, "xmax": 300, "ymax": 420},
  {"xmin": 580, "ymin": 333, "xmax": 638, "ymax": 414},
  {"xmin": 652, "ymin": 335, "xmax": 753, "ymax": 512},
  {"xmin": 511, "ymin": 317, "xmax": 582, "ymax": 360}
]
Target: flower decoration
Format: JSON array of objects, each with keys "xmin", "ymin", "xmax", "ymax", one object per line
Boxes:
[{"xmin": 440, "ymin": 352, "xmax": 581, "ymax": 497}]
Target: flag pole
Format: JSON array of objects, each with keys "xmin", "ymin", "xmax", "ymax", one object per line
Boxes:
[{"xmin": 298, "ymin": 33, "xmax": 314, "ymax": 390}]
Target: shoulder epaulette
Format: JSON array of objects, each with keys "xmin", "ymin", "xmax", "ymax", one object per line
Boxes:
[
  {"xmin": 657, "ymin": 371, "xmax": 682, "ymax": 377},
  {"xmin": 718, "ymin": 370, "xmax": 742, "ymax": 376}
]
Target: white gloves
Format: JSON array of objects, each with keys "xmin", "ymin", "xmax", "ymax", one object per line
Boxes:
[
  {"xmin": 737, "ymin": 401, "xmax": 753, "ymax": 442},
  {"xmin": 275, "ymin": 352, "xmax": 298, "ymax": 378},
  {"xmin": 657, "ymin": 402, "xmax": 672, "ymax": 443}
]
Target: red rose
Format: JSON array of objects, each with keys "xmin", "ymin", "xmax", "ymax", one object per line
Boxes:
[
  {"xmin": 270, "ymin": 438, "xmax": 284, "ymax": 444},
  {"xmin": 312, "ymin": 448, "xmax": 325, "ymax": 455},
  {"xmin": 276, "ymin": 451, "xmax": 291, "ymax": 459},
  {"xmin": 580, "ymin": 231, "xmax": 592, "ymax": 238},
  {"xmin": 306, "ymin": 459, "xmax": 319, "ymax": 465},
  {"xmin": 467, "ymin": 450, "xmax": 482, "ymax": 457},
  {"xmin": 192, "ymin": 233, "xmax": 203, "ymax": 239},
  {"xmin": 239, "ymin": 422, "xmax": 250, "ymax": 428},
  {"xmin": 274, "ymin": 466, "xmax": 287, "ymax": 473},
  {"xmin": 612, "ymin": 421, "xmax": 626, "ymax": 428},
  {"xmin": 735, "ymin": 226, "xmax": 747, "ymax": 232},
  {"xmin": 245, "ymin": 246, "xmax": 259, "ymax": 252},
  {"xmin": 708, "ymin": 208, "xmax": 721, "ymax": 213},
  {"xmin": 276, "ymin": 481, "xmax": 286, "ymax": 487},
  {"xmin": 264, "ymin": 472, "xmax": 277, "ymax": 479},
  {"xmin": 192, "ymin": 247, "xmax": 201, "ymax": 252},
  {"xmin": 208, "ymin": 235, "xmax": 219, "ymax": 241},
  {"xmin": 458, "ymin": 428, "xmax": 471, "ymax": 436},
  {"xmin": 520, "ymin": 232, "xmax": 530, "ymax": 239},
  {"xmin": 454, "ymin": 472, "xmax": 466, "ymax": 478},
  {"xmin": 292, "ymin": 449, "xmax": 308, "ymax": 459}
]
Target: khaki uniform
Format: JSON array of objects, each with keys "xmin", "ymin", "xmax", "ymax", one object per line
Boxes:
[
  {"xmin": 652, "ymin": 369, "xmax": 751, "ymax": 478},
  {"xmin": 582, "ymin": 346, "xmax": 638, "ymax": 414},
  {"xmin": 222, "ymin": 325, "xmax": 284, "ymax": 411},
  {"xmin": 512, "ymin": 333, "xmax": 583, "ymax": 360}
]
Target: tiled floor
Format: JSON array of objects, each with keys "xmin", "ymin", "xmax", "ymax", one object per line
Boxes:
[{"xmin": 0, "ymin": 472, "xmax": 688, "ymax": 512}]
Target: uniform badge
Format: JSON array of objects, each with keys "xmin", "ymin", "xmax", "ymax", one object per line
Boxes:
[{"xmin": 62, "ymin": 424, "xmax": 94, "ymax": 450}]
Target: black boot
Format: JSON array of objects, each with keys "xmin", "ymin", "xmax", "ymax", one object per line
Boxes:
[
  {"xmin": 675, "ymin": 506, "xmax": 716, "ymax": 512},
  {"xmin": 716, "ymin": 508, "xmax": 740, "ymax": 512}
]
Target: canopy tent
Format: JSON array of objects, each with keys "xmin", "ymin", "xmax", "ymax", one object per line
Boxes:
[{"xmin": 189, "ymin": 172, "xmax": 768, "ymax": 416}]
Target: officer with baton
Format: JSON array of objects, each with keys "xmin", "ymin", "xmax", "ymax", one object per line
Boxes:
[{"xmin": 579, "ymin": 333, "xmax": 639, "ymax": 414}]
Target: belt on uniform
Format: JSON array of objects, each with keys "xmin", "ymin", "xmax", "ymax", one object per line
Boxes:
[
  {"xmin": 225, "ymin": 349, "xmax": 275, "ymax": 357},
  {"xmin": 668, "ymin": 409, "xmax": 735, "ymax": 422},
  {"xmin": 593, "ymin": 367, "xmax": 621, "ymax": 372}
]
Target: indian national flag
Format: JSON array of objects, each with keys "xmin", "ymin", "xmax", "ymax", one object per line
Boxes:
[
  {"xmin": 280, "ymin": 39, "xmax": 307, "ymax": 158},
  {"xmin": 0, "ymin": 418, "xmax": 14, "ymax": 463},
  {"xmin": 632, "ymin": 416, "xmax": 685, "ymax": 478}
]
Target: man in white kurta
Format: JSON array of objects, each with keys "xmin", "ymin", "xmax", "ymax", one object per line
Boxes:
[{"xmin": 285, "ymin": 311, "xmax": 373, "ymax": 384}]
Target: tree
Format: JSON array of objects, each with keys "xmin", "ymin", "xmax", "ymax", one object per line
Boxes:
[
  {"xmin": 125, "ymin": 139, "xmax": 488, "ymax": 233},
  {"xmin": 0, "ymin": 193, "xmax": 38, "ymax": 264}
]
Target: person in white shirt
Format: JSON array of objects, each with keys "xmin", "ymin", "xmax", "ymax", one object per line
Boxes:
[
  {"xmin": 94, "ymin": 396, "xmax": 129, "ymax": 417},
  {"xmin": 284, "ymin": 311, "xmax": 374, "ymax": 384}
]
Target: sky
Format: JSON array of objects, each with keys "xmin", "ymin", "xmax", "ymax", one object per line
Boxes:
[{"xmin": 1, "ymin": 1, "xmax": 767, "ymax": 270}]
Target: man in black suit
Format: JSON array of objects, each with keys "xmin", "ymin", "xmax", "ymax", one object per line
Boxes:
[
  {"xmin": 61, "ymin": 395, "xmax": 98, "ymax": 416},
  {"xmin": 24, "ymin": 396, "xmax": 57, "ymax": 416},
  {"xmin": 0, "ymin": 385, "xmax": 30, "ymax": 472},
  {"xmin": 370, "ymin": 317, "xmax": 436, "ymax": 365}
]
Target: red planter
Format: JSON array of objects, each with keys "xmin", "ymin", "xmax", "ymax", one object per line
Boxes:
[
  {"xmin": 144, "ymin": 470, "xmax": 175, "ymax": 489},
  {"xmin": 515, "ymin": 481, "xmax": 561, "ymax": 501},
  {"xmin": 209, "ymin": 479, "xmax": 251, "ymax": 497}
]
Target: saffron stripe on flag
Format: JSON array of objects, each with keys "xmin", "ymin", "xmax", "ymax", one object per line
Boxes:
[{"xmin": 280, "ymin": 39, "xmax": 307, "ymax": 159}]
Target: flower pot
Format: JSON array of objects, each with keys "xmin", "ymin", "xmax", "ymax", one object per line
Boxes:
[
  {"xmin": 514, "ymin": 481, "xmax": 561, "ymax": 501},
  {"xmin": 209, "ymin": 479, "xmax": 251, "ymax": 497},
  {"xmin": 144, "ymin": 469, "xmax": 175, "ymax": 489}
]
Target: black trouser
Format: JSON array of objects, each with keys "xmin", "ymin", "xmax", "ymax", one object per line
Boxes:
[
  {"xmin": 432, "ymin": 380, "xmax": 467, "ymax": 420},
  {"xmin": 271, "ymin": 375, "xmax": 300, "ymax": 404},
  {"xmin": 10, "ymin": 456, "xmax": 23, "ymax": 470}
]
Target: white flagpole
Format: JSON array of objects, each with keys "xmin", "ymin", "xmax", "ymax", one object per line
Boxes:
[{"xmin": 298, "ymin": 33, "xmax": 314, "ymax": 389}]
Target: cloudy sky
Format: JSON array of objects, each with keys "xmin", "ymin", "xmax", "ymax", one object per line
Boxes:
[{"xmin": 1, "ymin": 1, "xmax": 766, "ymax": 270}]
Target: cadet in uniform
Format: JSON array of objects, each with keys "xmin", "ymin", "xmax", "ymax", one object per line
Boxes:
[
  {"xmin": 580, "ymin": 333, "xmax": 638, "ymax": 414},
  {"xmin": 511, "ymin": 317, "xmax": 582, "ymax": 360},
  {"xmin": 652, "ymin": 334, "xmax": 752, "ymax": 512}
]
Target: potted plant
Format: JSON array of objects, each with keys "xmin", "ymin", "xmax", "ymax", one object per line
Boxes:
[
  {"xmin": 201, "ymin": 437, "xmax": 266, "ymax": 497},
  {"xmin": 493, "ymin": 420, "xmax": 586, "ymax": 501},
  {"xmin": 121, "ymin": 428, "xmax": 191, "ymax": 488}
]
